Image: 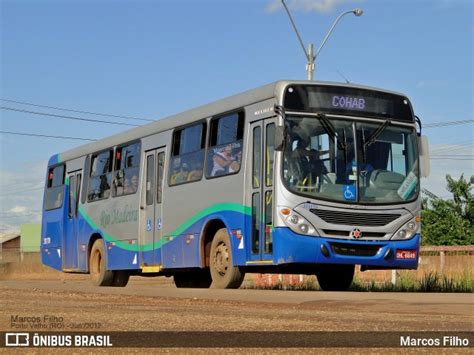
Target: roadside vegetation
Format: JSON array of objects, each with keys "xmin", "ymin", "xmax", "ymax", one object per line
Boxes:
[
  {"xmin": 243, "ymin": 271, "xmax": 473, "ymax": 293},
  {"xmin": 421, "ymin": 174, "xmax": 474, "ymax": 246}
]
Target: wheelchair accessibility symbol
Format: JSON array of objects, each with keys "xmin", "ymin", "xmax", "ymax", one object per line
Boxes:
[
  {"xmin": 343, "ymin": 185, "xmax": 356, "ymax": 201},
  {"xmin": 146, "ymin": 219, "xmax": 152, "ymax": 232}
]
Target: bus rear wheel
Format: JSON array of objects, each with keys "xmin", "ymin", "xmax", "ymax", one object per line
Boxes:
[
  {"xmin": 112, "ymin": 271, "xmax": 130, "ymax": 287},
  {"xmin": 89, "ymin": 239, "xmax": 114, "ymax": 286},
  {"xmin": 174, "ymin": 269, "xmax": 212, "ymax": 288},
  {"xmin": 209, "ymin": 228, "xmax": 244, "ymax": 289},
  {"xmin": 316, "ymin": 264, "xmax": 355, "ymax": 291}
]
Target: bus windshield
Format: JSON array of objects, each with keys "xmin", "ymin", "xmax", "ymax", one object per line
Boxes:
[{"xmin": 282, "ymin": 115, "xmax": 419, "ymax": 204}]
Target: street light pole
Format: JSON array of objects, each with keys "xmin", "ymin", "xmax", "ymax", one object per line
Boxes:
[{"xmin": 280, "ymin": 0, "xmax": 363, "ymax": 80}]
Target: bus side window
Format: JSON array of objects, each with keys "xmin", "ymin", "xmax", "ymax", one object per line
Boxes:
[
  {"xmin": 169, "ymin": 122, "xmax": 206, "ymax": 186},
  {"xmin": 87, "ymin": 149, "xmax": 113, "ymax": 202},
  {"xmin": 157, "ymin": 152, "xmax": 165, "ymax": 203},
  {"xmin": 265, "ymin": 123, "xmax": 275, "ymax": 186},
  {"xmin": 45, "ymin": 164, "xmax": 65, "ymax": 210},
  {"xmin": 206, "ymin": 111, "xmax": 244, "ymax": 178},
  {"xmin": 113, "ymin": 142, "xmax": 141, "ymax": 197}
]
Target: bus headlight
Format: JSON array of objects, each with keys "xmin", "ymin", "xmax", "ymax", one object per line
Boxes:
[
  {"xmin": 279, "ymin": 208, "xmax": 316, "ymax": 236},
  {"xmin": 391, "ymin": 218, "xmax": 419, "ymax": 240}
]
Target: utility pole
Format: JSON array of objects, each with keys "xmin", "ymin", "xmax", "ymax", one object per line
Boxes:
[{"xmin": 280, "ymin": 0, "xmax": 363, "ymax": 80}]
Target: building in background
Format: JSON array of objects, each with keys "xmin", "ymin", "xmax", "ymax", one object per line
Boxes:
[{"xmin": 0, "ymin": 224, "xmax": 40, "ymax": 262}]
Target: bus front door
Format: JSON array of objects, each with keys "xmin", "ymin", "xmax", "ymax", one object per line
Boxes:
[
  {"xmin": 141, "ymin": 148, "xmax": 166, "ymax": 267},
  {"xmin": 248, "ymin": 119, "xmax": 275, "ymax": 262},
  {"xmin": 63, "ymin": 170, "xmax": 82, "ymax": 270}
]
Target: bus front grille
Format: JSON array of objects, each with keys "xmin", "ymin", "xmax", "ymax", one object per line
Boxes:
[
  {"xmin": 310, "ymin": 209, "xmax": 400, "ymax": 227},
  {"xmin": 323, "ymin": 230, "xmax": 386, "ymax": 238},
  {"xmin": 329, "ymin": 242, "xmax": 381, "ymax": 257}
]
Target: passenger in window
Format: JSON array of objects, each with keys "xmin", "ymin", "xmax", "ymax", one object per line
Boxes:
[
  {"xmin": 229, "ymin": 147, "xmax": 242, "ymax": 173},
  {"xmin": 188, "ymin": 162, "xmax": 203, "ymax": 181},
  {"xmin": 175, "ymin": 163, "xmax": 189, "ymax": 184},
  {"xmin": 99, "ymin": 175, "xmax": 110, "ymax": 197},
  {"xmin": 114, "ymin": 178, "xmax": 124, "ymax": 196},
  {"xmin": 121, "ymin": 178, "xmax": 131, "ymax": 194},
  {"xmin": 130, "ymin": 174, "xmax": 139, "ymax": 193},
  {"xmin": 211, "ymin": 144, "xmax": 238, "ymax": 176},
  {"xmin": 291, "ymin": 137, "xmax": 327, "ymax": 181}
]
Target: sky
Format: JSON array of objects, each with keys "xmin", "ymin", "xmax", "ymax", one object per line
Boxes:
[{"xmin": 0, "ymin": 0, "xmax": 473, "ymax": 232}]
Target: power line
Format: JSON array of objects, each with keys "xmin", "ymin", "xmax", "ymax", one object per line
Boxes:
[
  {"xmin": 430, "ymin": 157, "xmax": 474, "ymax": 160},
  {"xmin": 432, "ymin": 146, "xmax": 473, "ymax": 154},
  {"xmin": 0, "ymin": 213, "xmax": 41, "ymax": 218},
  {"xmin": 0, "ymin": 181, "xmax": 43, "ymax": 189},
  {"xmin": 424, "ymin": 120, "xmax": 473, "ymax": 128},
  {"xmin": 0, "ymin": 130, "xmax": 97, "ymax": 141},
  {"xmin": 430, "ymin": 154, "xmax": 473, "ymax": 157},
  {"xmin": 431, "ymin": 141, "xmax": 473, "ymax": 153},
  {"xmin": 1, "ymin": 98, "xmax": 155, "ymax": 122},
  {"xmin": 1, "ymin": 107, "xmax": 140, "ymax": 127},
  {"xmin": 0, "ymin": 187, "xmax": 43, "ymax": 196}
]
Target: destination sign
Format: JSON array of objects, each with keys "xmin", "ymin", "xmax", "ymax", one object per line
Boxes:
[{"xmin": 283, "ymin": 85, "xmax": 414, "ymax": 122}]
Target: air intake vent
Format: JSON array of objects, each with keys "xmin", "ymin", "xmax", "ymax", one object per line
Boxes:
[
  {"xmin": 310, "ymin": 209, "xmax": 400, "ymax": 227},
  {"xmin": 330, "ymin": 242, "xmax": 381, "ymax": 257}
]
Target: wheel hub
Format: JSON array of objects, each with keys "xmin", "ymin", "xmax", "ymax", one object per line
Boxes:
[{"xmin": 214, "ymin": 242, "xmax": 229, "ymax": 276}]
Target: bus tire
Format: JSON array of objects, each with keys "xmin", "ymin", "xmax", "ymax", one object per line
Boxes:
[
  {"xmin": 174, "ymin": 269, "xmax": 212, "ymax": 288},
  {"xmin": 89, "ymin": 239, "xmax": 114, "ymax": 286},
  {"xmin": 112, "ymin": 271, "xmax": 130, "ymax": 287},
  {"xmin": 210, "ymin": 228, "xmax": 244, "ymax": 289},
  {"xmin": 316, "ymin": 264, "xmax": 355, "ymax": 291}
]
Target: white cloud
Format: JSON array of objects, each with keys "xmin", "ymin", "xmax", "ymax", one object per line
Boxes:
[
  {"xmin": 0, "ymin": 161, "xmax": 46, "ymax": 231},
  {"xmin": 266, "ymin": 0, "xmax": 358, "ymax": 13},
  {"xmin": 9, "ymin": 206, "xmax": 27, "ymax": 214},
  {"xmin": 416, "ymin": 79, "xmax": 444, "ymax": 88}
]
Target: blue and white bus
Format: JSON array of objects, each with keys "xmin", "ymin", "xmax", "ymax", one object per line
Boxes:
[{"xmin": 41, "ymin": 80, "xmax": 430, "ymax": 290}]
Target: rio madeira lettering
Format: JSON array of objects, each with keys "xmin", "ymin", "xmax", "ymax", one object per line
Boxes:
[
  {"xmin": 332, "ymin": 95, "xmax": 366, "ymax": 110},
  {"xmin": 100, "ymin": 205, "xmax": 138, "ymax": 229}
]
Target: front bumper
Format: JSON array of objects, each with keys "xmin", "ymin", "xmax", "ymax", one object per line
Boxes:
[{"xmin": 272, "ymin": 227, "xmax": 420, "ymax": 269}]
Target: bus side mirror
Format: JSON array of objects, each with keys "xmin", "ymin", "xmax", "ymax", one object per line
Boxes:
[
  {"xmin": 418, "ymin": 135, "xmax": 430, "ymax": 178},
  {"xmin": 274, "ymin": 125, "xmax": 286, "ymax": 151}
]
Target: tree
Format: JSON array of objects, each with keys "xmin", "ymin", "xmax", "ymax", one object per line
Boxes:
[{"xmin": 421, "ymin": 174, "xmax": 474, "ymax": 246}]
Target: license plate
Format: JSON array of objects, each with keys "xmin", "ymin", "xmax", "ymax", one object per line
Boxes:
[{"xmin": 396, "ymin": 249, "xmax": 417, "ymax": 259}]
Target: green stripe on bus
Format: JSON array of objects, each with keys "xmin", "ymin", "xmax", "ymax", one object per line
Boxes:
[{"xmin": 78, "ymin": 202, "xmax": 251, "ymax": 252}]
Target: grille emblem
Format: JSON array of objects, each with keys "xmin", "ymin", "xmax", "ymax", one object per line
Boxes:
[{"xmin": 350, "ymin": 228, "xmax": 362, "ymax": 239}]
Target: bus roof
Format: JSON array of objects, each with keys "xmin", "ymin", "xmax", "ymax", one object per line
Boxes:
[{"xmin": 54, "ymin": 80, "xmax": 409, "ymax": 164}]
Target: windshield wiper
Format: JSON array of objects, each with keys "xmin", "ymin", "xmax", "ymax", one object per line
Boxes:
[
  {"xmin": 364, "ymin": 120, "xmax": 391, "ymax": 149},
  {"xmin": 361, "ymin": 128, "xmax": 367, "ymax": 163},
  {"xmin": 317, "ymin": 113, "xmax": 347, "ymax": 151}
]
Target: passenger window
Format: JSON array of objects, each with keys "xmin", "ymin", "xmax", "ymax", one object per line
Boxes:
[
  {"xmin": 87, "ymin": 150, "xmax": 113, "ymax": 201},
  {"xmin": 157, "ymin": 152, "xmax": 165, "ymax": 203},
  {"xmin": 169, "ymin": 123, "xmax": 206, "ymax": 186},
  {"xmin": 252, "ymin": 127, "xmax": 261, "ymax": 188},
  {"xmin": 113, "ymin": 142, "xmax": 141, "ymax": 197},
  {"xmin": 45, "ymin": 164, "xmax": 65, "ymax": 210},
  {"xmin": 265, "ymin": 123, "xmax": 275, "ymax": 186},
  {"xmin": 206, "ymin": 112, "xmax": 244, "ymax": 178}
]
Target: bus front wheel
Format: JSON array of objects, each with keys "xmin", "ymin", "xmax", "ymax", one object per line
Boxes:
[
  {"xmin": 89, "ymin": 239, "xmax": 114, "ymax": 286},
  {"xmin": 209, "ymin": 228, "xmax": 244, "ymax": 289},
  {"xmin": 316, "ymin": 264, "xmax": 355, "ymax": 291}
]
